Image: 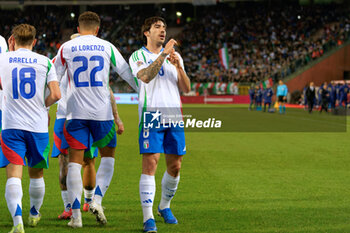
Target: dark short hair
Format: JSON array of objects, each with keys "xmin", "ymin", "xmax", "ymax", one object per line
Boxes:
[
  {"xmin": 12, "ymin": 24, "xmax": 36, "ymax": 46},
  {"xmin": 141, "ymin": 16, "xmax": 166, "ymax": 45},
  {"xmin": 78, "ymin": 11, "xmax": 100, "ymax": 30}
]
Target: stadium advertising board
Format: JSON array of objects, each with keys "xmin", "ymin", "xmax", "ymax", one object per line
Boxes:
[{"xmin": 114, "ymin": 93, "xmax": 138, "ymax": 104}]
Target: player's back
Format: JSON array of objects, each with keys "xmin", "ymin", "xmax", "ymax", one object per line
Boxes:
[
  {"xmin": 58, "ymin": 35, "xmax": 118, "ymax": 121},
  {"xmin": 0, "ymin": 48, "xmax": 55, "ymax": 132}
]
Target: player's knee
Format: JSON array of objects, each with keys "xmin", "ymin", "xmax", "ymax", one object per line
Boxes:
[
  {"xmin": 28, "ymin": 167, "xmax": 44, "ymax": 178},
  {"xmin": 142, "ymin": 159, "xmax": 158, "ymax": 175},
  {"xmin": 143, "ymin": 162, "xmax": 157, "ymax": 174}
]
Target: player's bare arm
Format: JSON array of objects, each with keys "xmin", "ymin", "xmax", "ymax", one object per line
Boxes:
[
  {"xmin": 137, "ymin": 39, "xmax": 177, "ymax": 83},
  {"xmin": 45, "ymin": 81, "xmax": 61, "ymax": 107},
  {"xmin": 168, "ymin": 51, "xmax": 190, "ymax": 93},
  {"xmin": 109, "ymin": 87, "xmax": 124, "ymax": 135}
]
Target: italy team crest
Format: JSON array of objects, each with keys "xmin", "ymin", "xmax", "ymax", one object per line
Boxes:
[{"xmin": 143, "ymin": 140, "xmax": 149, "ymax": 149}]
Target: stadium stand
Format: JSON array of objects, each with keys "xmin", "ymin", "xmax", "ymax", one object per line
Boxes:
[{"xmin": 0, "ymin": 2, "xmax": 349, "ymax": 94}]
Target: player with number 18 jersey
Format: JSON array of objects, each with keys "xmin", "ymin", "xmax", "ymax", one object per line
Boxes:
[
  {"xmin": 0, "ymin": 24, "xmax": 61, "ymax": 233},
  {"xmin": 0, "ymin": 48, "xmax": 58, "ymax": 168}
]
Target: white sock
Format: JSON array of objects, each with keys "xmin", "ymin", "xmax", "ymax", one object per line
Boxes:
[
  {"xmin": 5, "ymin": 177, "xmax": 23, "ymax": 226},
  {"xmin": 139, "ymin": 174, "xmax": 155, "ymax": 223},
  {"xmin": 94, "ymin": 157, "xmax": 115, "ymax": 205},
  {"xmin": 67, "ymin": 163, "xmax": 82, "ymax": 219},
  {"xmin": 61, "ymin": 191, "xmax": 70, "ymax": 212},
  {"xmin": 159, "ymin": 171, "xmax": 180, "ymax": 210},
  {"xmin": 29, "ymin": 178, "xmax": 45, "ymax": 216},
  {"xmin": 84, "ymin": 188, "xmax": 95, "ymax": 204}
]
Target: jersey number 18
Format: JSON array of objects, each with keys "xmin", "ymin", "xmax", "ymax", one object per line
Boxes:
[{"xmin": 12, "ymin": 67, "xmax": 36, "ymax": 99}]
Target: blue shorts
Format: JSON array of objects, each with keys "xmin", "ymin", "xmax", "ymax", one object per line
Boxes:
[
  {"xmin": 64, "ymin": 119, "xmax": 116, "ymax": 150},
  {"xmin": 139, "ymin": 124, "xmax": 186, "ymax": 155},
  {"xmin": 52, "ymin": 118, "xmax": 68, "ymax": 157},
  {"xmin": 0, "ymin": 129, "xmax": 50, "ymax": 168},
  {"xmin": 52, "ymin": 118, "xmax": 98, "ymax": 158}
]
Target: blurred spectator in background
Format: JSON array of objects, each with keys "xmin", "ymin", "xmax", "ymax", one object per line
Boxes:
[
  {"xmin": 276, "ymin": 80, "xmax": 288, "ymax": 114},
  {"xmin": 339, "ymin": 81, "xmax": 349, "ymax": 108},
  {"xmin": 255, "ymin": 85, "xmax": 263, "ymax": 111},
  {"xmin": 263, "ymin": 84, "xmax": 273, "ymax": 112},
  {"xmin": 306, "ymin": 82, "xmax": 316, "ymax": 113},
  {"xmin": 320, "ymin": 83, "xmax": 329, "ymax": 113},
  {"xmin": 248, "ymin": 85, "xmax": 255, "ymax": 110},
  {"xmin": 328, "ymin": 81, "xmax": 336, "ymax": 111}
]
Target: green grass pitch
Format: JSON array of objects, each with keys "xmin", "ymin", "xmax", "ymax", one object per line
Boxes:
[{"xmin": 0, "ymin": 104, "xmax": 350, "ymax": 233}]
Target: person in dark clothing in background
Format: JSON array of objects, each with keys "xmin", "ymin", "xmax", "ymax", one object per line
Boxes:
[
  {"xmin": 303, "ymin": 85, "xmax": 308, "ymax": 110},
  {"xmin": 317, "ymin": 85, "xmax": 323, "ymax": 108},
  {"xmin": 263, "ymin": 84, "xmax": 273, "ymax": 112},
  {"xmin": 320, "ymin": 83, "xmax": 329, "ymax": 113},
  {"xmin": 255, "ymin": 85, "xmax": 263, "ymax": 111},
  {"xmin": 335, "ymin": 82, "xmax": 341, "ymax": 106},
  {"xmin": 306, "ymin": 82, "xmax": 316, "ymax": 113},
  {"xmin": 328, "ymin": 81, "xmax": 336, "ymax": 111},
  {"xmin": 248, "ymin": 85, "xmax": 255, "ymax": 110},
  {"xmin": 339, "ymin": 81, "xmax": 349, "ymax": 108}
]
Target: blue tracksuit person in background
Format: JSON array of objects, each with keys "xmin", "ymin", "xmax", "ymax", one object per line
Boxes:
[
  {"xmin": 255, "ymin": 86, "xmax": 263, "ymax": 111},
  {"xmin": 276, "ymin": 80, "xmax": 288, "ymax": 114},
  {"xmin": 263, "ymin": 84, "xmax": 273, "ymax": 112},
  {"xmin": 249, "ymin": 85, "xmax": 255, "ymax": 110},
  {"xmin": 335, "ymin": 83, "xmax": 341, "ymax": 106},
  {"xmin": 303, "ymin": 85, "xmax": 308, "ymax": 110},
  {"xmin": 320, "ymin": 83, "xmax": 330, "ymax": 113},
  {"xmin": 317, "ymin": 86, "xmax": 323, "ymax": 107},
  {"xmin": 328, "ymin": 81, "xmax": 336, "ymax": 110},
  {"xmin": 339, "ymin": 82, "xmax": 349, "ymax": 108}
]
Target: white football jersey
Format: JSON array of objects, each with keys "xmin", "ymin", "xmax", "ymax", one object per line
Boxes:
[
  {"xmin": 129, "ymin": 46, "xmax": 185, "ymax": 122},
  {"xmin": 0, "ymin": 48, "xmax": 58, "ymax": 132},
  {"xmin": 52, "ymin": 56, "xmax": 67, "ymax": 119},
  {"xmin": 55, "ymin": 35, "xmax": 136, "ymax": 121},
  {"xmin": 0, "ymin": 35, "xmax": 8, "ymax": 110}
]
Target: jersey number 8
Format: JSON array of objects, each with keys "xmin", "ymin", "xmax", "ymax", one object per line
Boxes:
[
  {"xmin": 12, "ymin": 67, "xmax": 36, "ymax": 99},
  {"xmin": 73, "ymin": 55, "xmax": 104, "ymax": 87}
]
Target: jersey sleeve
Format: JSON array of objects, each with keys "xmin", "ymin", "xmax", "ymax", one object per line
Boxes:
[
  {"xmin": 129, "ymin": 50, "xmax": 148, "ymax": 79},
  {"xmin": 110, "ymin": 44, "xmax": 138, "ymax": 92},
  {"xmin": 54, "ymin": 45, "xmax": 67, "ymax": 81},
  {"xmin": 46, "ymin": 59, "xmax": 58, "ymax": 83},
  {"xmin": 0, "ymin": 36, "xmax": 8, "ymax": 53}
]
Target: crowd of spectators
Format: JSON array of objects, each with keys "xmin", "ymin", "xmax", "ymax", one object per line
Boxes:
[
  {"xmin": 101, "ymin": 3, "xmax": 350, "ymax": 88},
  {"xmin": 0, "ymin": 3, "xmax": 349, "ymax": 92},
  {"xmin": 0, "ymin": 6, "xmax": 65, "ymax": 58},
  {"xmin": 178, "ymin": 3, "xmax": 350, "ymax": 84}
]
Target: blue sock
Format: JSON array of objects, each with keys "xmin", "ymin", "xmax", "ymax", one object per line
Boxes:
[
  {"xmin": 283, "ymin": 106, "xmax": 286, "ymax": 113},
  {"xmin": 279, "ymin": 106, "xmax": 282, "ymax": 113}
]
